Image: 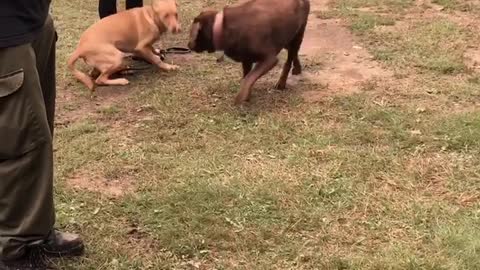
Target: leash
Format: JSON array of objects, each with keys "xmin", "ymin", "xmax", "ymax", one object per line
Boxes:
[
  {"xmin": 125, "ymin": 46, "xmax": 191, "ymax": 71},
  {"xmin": 164, "ymin": 46, "xmax": 191, "ymax": 54},
  {"xmin": 158, "ymin": 46, "xmax": 191, "ymax": 60}
]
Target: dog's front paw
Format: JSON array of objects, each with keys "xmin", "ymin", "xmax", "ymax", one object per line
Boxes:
[
  {"xmin": 118, "ymin": 78, "xmax": 130, "ymax": 85},
  {"xmin": 160, "ymin": 63, "xmax": 179, "ymax": 71},
  {"xmin": 167, "ymin": 64, "xmax": 179, "ymax": 71}
]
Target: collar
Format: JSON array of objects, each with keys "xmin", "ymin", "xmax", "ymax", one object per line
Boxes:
[{"xmin": 213, "ymin": 11, "xmax": 224, "ymax": 51}]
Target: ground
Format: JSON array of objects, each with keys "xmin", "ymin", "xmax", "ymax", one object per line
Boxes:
[{"xmin": 51, "ymin": 0, "xmax": 479, "ymax": 269}]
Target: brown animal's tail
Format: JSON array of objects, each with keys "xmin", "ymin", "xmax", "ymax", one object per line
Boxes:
[{"xmin": 67, "ymin": 50, "xmax": 95, "ymax": 91}]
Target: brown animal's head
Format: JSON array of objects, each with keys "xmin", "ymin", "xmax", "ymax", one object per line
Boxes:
[
  {"xmin": 152, "ymin": 0, "xmax": 181, "ymax": 33},
  {"xmin": 187, "ymin": 10, "xmax": 217, "ymax": 53}
]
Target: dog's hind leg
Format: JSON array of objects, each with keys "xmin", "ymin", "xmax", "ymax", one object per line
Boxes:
[
  {"xmin": 275, "ymin": 25, "xmax": 308, "ymax": 90},
  {"xmin": 95, "ymin": 69, "xmax": 130, "ymax": 86},
  {"xmin": 291, "ymin": 24, "xmax": 307, "ymax": 76},
  {"xmin": 235, "ymin": 56, "xmax": 278, "ymax": 105},
  {"xmin": 95, "ymin": 57, "xmax": 130, "ymax": 86},
  {"xmin": 242, "ymin": 62, "xmax": 253, "ymax": 78},
  {"xmin": 275, "ymin": 50, "xmax": 295, "ymax": 90}
]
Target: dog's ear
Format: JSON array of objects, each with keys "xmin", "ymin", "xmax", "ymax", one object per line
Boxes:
[
  {"xmin": 188, "ymin": 21, "xmax": 202, "ymax": 48},
  {"xmin": 188, "ymin": 11, "xmax": 217, "ymax": 51}
]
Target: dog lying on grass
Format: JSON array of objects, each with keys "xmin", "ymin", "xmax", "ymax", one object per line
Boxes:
[
  {"xmin": 68, "ymin": 0, "xmax": 181, "ymax": 92},
  {"xmin": 188, "ymin": 0, "xmax": 310, "ymax": 105}
]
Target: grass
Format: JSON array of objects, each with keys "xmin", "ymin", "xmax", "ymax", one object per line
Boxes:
[
  {"xmin": 50, "ymin": 0, "xmax": 480, "ymax": 269},
  {"xmin": 432, "ymin": 0, "xmax": 480, "ymax": 14},
  {"xmin": 354, "ymin": 18, "xmax": 467, "ymax": 74},
  {"xmin": 336, "ymin": 0, "xmax": 474, "ymax": 75},
  {"xmin": 338, "ymin": 0, "xmax": 413, "ymax": 10},
  {"xmin": 348, "ymin": 12, "xmax": 396, "ymax": 33},
  {"xmin": 377, "ymin": 20, "xmax": 468, "ymax": 74}
]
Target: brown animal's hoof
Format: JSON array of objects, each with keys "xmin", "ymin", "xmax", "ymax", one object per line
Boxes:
[
  {"xmin": 275, "ymin": 82, "xmax": 287, "ymax": 90},
  {"xmin": 234, "ymin": 94, "xmax": 249, "ymax": 105},
  {"xmin": 292, "ymin": 66, "xmax": 302, "ymax": 75}
]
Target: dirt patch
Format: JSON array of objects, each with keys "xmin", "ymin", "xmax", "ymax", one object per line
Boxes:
[
  {"xmin": 411, "ymin": 0, "xmax": 480, "ymax": 28},
  {"xmin": 297, "ymin": 0, "xmax": 390, "ymax": 102},
  {"xmin": 67, "ymin": 170, "xmax": 135, "ymax": 198},
  {"xmin": 56, "ymin": 81, "xmax": 140, "ymax": 127},
  {"xmin": 465, "ymin": 48, "xmax": 480, "ymax": 71}
]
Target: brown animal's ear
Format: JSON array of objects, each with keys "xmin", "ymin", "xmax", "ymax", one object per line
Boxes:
[{"xmin": 188, "ymin": 22, "xmax": 202, "ymax": 47}]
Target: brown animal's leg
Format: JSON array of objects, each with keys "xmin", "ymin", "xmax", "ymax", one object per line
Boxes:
[
  {"xmin": 235, "ymin": 56, "xmax": 278, "ymax": 105},
  {"xmin": 275, "ymin": 24, "xmax": 308, "ymax": 89},
  {"xmin": 275, "ymin": 51, "xmax": 295, "ymax": 90},
  {"xmin": 135, "ymin": 46, "xmax": 178, "ymax": 71},
  {"xmin": 242, "ymin": 62, "xmax": 253, "ymax": 78},
  {"xmin": 292, "ymin": 24, "xmax": 307, "ymax": 75},
  {"xmin": 292, "ymin": 58, "xmax": 301, "ymax": 75}
]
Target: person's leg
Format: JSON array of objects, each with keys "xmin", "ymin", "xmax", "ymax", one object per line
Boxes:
[
  {"xmin": 31, "ymin": 15, "xmax": 84, "ymax": 258},
  {"xmin": 0, "ymin": 40, "xmax": 55, "ymax": 264},
  {"xmin": 99, "ymin": 0, "xmax": 117, "ymax": 18},
  {"xmin": 32, "ymin": 16, "xmax": 57, "ymax": 135},
  {"xmin": 0, "ymin": 16, "xmax": 83, "ymax": 266},
  {"xmin": 126, "ymin": 0, "xmax": 143, "ymax": 9}
]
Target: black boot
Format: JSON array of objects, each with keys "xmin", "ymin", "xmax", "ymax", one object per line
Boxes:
[
  {"xmin": 41, "ymin": 230, "xmax": 84, "ymax": 258},
  {"xmin": 0, "ymin": 247, "xmax": 54, "ymax": 270}
]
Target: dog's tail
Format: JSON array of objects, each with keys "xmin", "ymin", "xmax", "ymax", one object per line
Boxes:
[{"xmin": 67, "ymin": 50, "xmax": 95, "ymax": 91}]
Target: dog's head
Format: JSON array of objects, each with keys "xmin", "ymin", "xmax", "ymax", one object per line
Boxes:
[
  {"xmin": 152, "ymin": 0, "xmax": 181, "ymax": 33},
  {"xmin": 187, "ymin": 10, "xmax": 217, "ymax": 53}
]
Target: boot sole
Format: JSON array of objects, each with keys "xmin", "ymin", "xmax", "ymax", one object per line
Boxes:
[{"xmin": 43, "ymin": 244, "xmax": 85, "ymax": 258}]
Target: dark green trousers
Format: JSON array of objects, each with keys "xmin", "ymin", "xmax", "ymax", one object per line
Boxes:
[{"xmin": 0, "ymin": 15, "xmax": 57, "ymax": 260}]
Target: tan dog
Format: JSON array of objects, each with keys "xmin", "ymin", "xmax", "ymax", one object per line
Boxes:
[{"xmin": 68, "ymin": 0, "xmax": 181, "ymax": 92}]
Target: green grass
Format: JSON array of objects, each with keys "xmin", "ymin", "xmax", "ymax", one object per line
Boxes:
[
  {"xmin": 50, "ymin": 0, "xmax": 480, "ymax": 269},
  {"xmin": 349, "ymin": 12, "xmax": 396, "ymax": 33},
  {"xmin": 432, "ymin": 0, "xmax": 480, "ymax": 14},
  {"xmin": 432, "ymin": 0, "xmax": 456, "ymax": 8},
  {"xmin": 338, "ymin": 0, "xmax": 413, "ymax": 10},
  {"xmin": 390, "ymin": 20, "xmax": 468, "ymax": 74},
  {"xmin": 435, "ymin": 111, "xmax": 480, "ymax": 152},
  {"xmin": 336, "ymin": 0, "xmax": 472, "ymax": 75}
]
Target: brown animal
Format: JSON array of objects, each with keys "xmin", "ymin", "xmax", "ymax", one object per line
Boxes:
[
  {"xmin": 68, "ymin": 0, "xmax": 181, "ymax": 92},
  {"xmin": 187, "ymin": 0, "xmax": 310, "ymax": 105}
]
